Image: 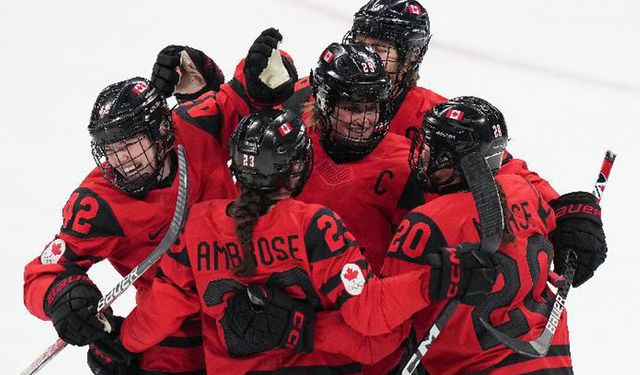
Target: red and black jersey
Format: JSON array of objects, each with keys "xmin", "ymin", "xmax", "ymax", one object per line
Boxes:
[
  {"xmin": 120, "ymin": 198, "xmax": 436, "ymax": 374},
  {"xmin": 296, "ymin": 121, "xmax": 424, "ymax": 274},
  {"xmin": 389, "ymin": 86, "xmax": 447, "ymax": 140},
  {"xmin": 376, "ymin": 174, "xmax": 572, "ymax": 375},
  {"xmin": 22, "ymin": 63, "xmax": 259, "ymax": 373}
]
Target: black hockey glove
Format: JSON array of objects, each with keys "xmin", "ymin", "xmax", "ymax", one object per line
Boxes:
[
  {"xmin": 244, "ymin": 28, "xmax": 298, "ymax": 104},
  {"xmin": 221, "ymin": 285, "xmax": 314, "ymax": 357},
  {"xmin": 426, "ymin": 243, "xmax": 498, "ymax": 306},
  {"xmin": 549, "ymin": 191, "xmax": 607, "ymax": 287},
  {"xmin": 44, "ymin": 270, "xmax": 112, "ymax": 346},
  {"xmin": 87, "ymin": 317, "xmax": 139, "ymax": 375},
  {"xmin": 151, "ymin": 45, "xmax": 225, "ymax": 100}
]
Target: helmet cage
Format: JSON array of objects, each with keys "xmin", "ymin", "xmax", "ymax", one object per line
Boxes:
[
  {"xmin": 344, "ymin": 0, "xmax": 431, "ymax": 99},
  {"xmin": 312, "ymin": 43, "xmax": 393, "ymax": 161},
  {"xmin": 89, "ymin": 82, "xmax": 174, "ymax": 196},
  {"xmin": 410, "ymin": 97, "xmax": 508, "ymax": 193}
]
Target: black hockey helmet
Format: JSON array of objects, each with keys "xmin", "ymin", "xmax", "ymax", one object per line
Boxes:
[
  {"xmin": 88, "ymin": 77, "xmax": 174, "ymax": 196},
  {"xmin": 410, "ymin": 96, "xmax": 508, "ymax": 193},
  {"xmin": 311, "ymin": 42, "xmax": 392, "ymax": 162},
  {"xmin": 229, "ymin": 108, "xmax": 313, "ymax": 196},
  {"xmin": 344, "ymin": 0, "xmax": 431, "ymax": 97}
]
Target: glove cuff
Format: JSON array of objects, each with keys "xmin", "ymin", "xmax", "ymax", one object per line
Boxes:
[{"xmin": 550, "ymin": 191, "xmax": 601, "ymax": 224}]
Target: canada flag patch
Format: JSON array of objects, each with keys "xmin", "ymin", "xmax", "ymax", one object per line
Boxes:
[
  {"xmin": 278, "ymin": 122, "xmax": 293, "ymax": 136},
  {"xmin": 446, "ymin": 108, "xmax": 465, "ymax": 121},
  {"xmin": 131, "ymin": 81, "xmax": 148, "ymax": 95},
  {"xmin": 322, "ymin": 50, "xmax": 335, "ymax": 64},
  {"xmin": 408, "ymin": 4, "xmax": 422, "ymax": 15},
  {"xmin": 340, "ymin": 263, "xmax": 366, "ymax": 296},
  {"xmin": 40, "ymin": 238, "xmax": 66, "ymax": 264}
]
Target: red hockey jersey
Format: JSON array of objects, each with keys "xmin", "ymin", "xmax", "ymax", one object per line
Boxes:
[
  {"xmin": 389, "ymin": 86, "xmax": 447, "ymax": 140},
  {"xmin": 296, "ymin": 124, "xmax": 423, "ymax": 274},
  {"xmin": 21, "ymin": 65, "xmax": 261, "ymax": 372},
  {"xmin": 377, "ymin": 173, "xmax": 572, "ymax": 375},
  {"xmin": 120, "ymin": 198, "xmax": 437, "ymax": 374}
]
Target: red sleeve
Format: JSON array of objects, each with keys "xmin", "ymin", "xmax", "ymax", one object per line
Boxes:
[
  {"xmin": 23, "ymin": 187, "xmax": 127, "ymax": 320},
  {"xmin": 313, "ymin": 311, "xmax": 410, "ymax": 364},
  {"xmin": 374, "ymin": 209, "xmax": 452, "ymax": 372},
  {"xmin": 304, "ymin": 207, "xmax": 433, "ymax": 337},
  {"xmin": 120, "ymin": 234, "xmax": 200, "ymax": 352},
  {"xmin": 500, "ymin": 150, "xmax": 559, "ymax": 202}
]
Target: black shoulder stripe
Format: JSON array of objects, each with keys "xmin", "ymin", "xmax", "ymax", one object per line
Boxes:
[
  {"xmin": 61, "ymin": 187, "xmax": 124, "ymax": 239},
  {"xmin": 387, "ymin": 212, "xmax": 447, "ymax": 266},
  {"xmin": 174, "ymin": 96, "xmax": 223, "ymax": 142},
  {"xmin": 305, "ymin": 207, "xmax": 357, "ymax": 263}
]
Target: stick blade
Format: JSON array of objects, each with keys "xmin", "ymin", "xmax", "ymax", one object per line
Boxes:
[{"xmin": 479, "ymin": 318, "xmax": 550, "ymax": 358}]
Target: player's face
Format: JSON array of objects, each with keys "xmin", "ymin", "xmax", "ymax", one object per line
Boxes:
[
  {"xmin": 355, "ymin": 35, "xmax": 401, "ymax": 85},
  {"xmin": 329, "ymin": 100, "xmax": 380, "ymax": 143},
  {"xmin": 419, "ymin": 139, "xmax": 462, "ymax": 191},
  {"xmin": 105, "ymin": 133, "xmax": 159, "ymax": 181}
]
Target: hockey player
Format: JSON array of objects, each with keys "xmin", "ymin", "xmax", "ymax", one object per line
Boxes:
[
  {"xmin": 342, "ymin": 0, "xmax": 447, "ymax": 141},
  {"xmin": 23, "ymin": 28, "xmax": 297, "ymax": 375},
  {"xmin": 376, "ymin": 96, "xmax": 580, "ymax": 374},
  {"xmin": 291, "ymin": 42, "xmax": 425, "ymax": 274},
  {"xmin": 114, "ymin": 108, "xmax": 498, "ymax": 374}
]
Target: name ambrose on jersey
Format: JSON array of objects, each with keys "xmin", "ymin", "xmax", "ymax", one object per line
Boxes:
[{"xmin": 196, "ymin": 235, "xmax": 304, "ymax": 272}]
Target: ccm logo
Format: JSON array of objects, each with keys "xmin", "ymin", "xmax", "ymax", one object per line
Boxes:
[
  {"xmin": 285, "ymin": 311, "xmax": 306, "ymax": 349},
  {"xmin": 446, "ymin": 248, "xmax": 461, "ymax": 298}
]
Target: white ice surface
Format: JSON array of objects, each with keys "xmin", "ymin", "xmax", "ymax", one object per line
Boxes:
[{"xmin": 1, "ymin": 0, "xmax": 638, "ymax": 373}]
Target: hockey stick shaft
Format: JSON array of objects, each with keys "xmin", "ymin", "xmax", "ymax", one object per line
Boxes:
[
  {"xmin": 401, "ymin": 153, "xmax": 504, "ymax": 375},
  {"xmin": 20, "ymin": 145, "xmax": 189, "ymax": 375},
  {"xmin": 479, "ymin": 150, "xmax": 616, "ymax": 358}
]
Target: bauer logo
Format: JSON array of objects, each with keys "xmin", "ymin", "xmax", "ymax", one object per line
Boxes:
[
  {"xmin": 40, "ymin": 238, "xmax": 66, "ymax": 264},
  {"xmin": 340, "ymin": 263, "xmax": 366, "ymax": 296},
  {"xmin": 322, "ymin": 50, "xmax": 335, "ymax": 64}
]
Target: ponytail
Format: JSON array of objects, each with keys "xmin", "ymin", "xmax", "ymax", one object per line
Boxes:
[{"xmin": 230, "ymin": 187, "xmax": 273, "ymax": 277}]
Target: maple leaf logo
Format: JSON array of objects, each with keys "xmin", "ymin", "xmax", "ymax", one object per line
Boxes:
[
  {"xmin": 344, "ymin": 267, "xmax": 360, "ymax": 282},
  {"xmin": 51, "ymin": 242, "xmax": 62, "ymax": 255}
]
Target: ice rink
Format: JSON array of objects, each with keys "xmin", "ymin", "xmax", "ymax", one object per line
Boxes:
[{"xmin": 2, "ymin": 0, "xmax": 637, "ymax": 373}]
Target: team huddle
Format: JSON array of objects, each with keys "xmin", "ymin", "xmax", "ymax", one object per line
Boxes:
[{"xmin": 23, "ymin": 1, "xmax": 608, "ymax": 374}]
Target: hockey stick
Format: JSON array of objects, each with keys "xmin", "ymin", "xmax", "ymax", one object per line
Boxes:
[
  {"xmin": 401, "ymin": 152, "xmax": 505, "ymax": 375},
  {"xmin": 21, "ymin": 144, "xmax": 190, "ymax": 375},
  {"xmin": 479, "ymin": 150, "xmax": 616, "ymax": 358}
]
